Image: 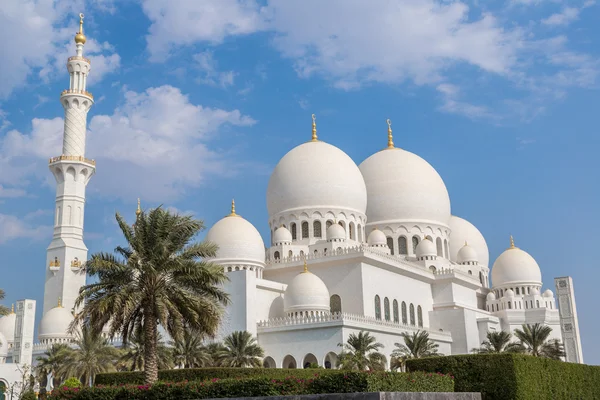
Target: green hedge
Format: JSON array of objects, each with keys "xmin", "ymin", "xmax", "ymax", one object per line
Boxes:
[
  {"xmin": 50, "ymin": 371, "xmax": 454, "ymax": 400},
  {"xmin": 406, "ymin": 353, "xmax": 600, "ymax": 400}
]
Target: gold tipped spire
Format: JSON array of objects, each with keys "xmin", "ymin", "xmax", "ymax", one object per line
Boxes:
[
  {"xmin": 228, "ymin": 199, "xmax": 240, "ymax": 217},
  {"xmin": 10, "ymin": 304, "xmax": 14, "ymax": 314},
  {"xmin": 509, "ymin": 235, "xmax": 517, "ymax": 249},
  {"xmin": 386, "ymin": 119, "xmax": 394, "ymax": 149},
  {"xmin": 74, "ymin": 13, "xmax": 87, "ymax": 45},
  {"xmin": 303, "ymin": 258, "xmax": 309, "ymax": 273},
  {"xmin": 311, "ymin": 114, "xmax": 318, "ymax": 141},
  {"xmin": 136, "ymin": 198, "xmax": 141, "ymax": 217},
  {"xmin": 465, "ymin": 240, "xmax": 468, "ymax": 246},
  {"xmin": 57, "ymin": 297, "xmax": 62, "ymax": 308}
]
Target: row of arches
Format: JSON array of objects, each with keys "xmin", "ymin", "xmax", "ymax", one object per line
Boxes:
[
  {"xmin": 224, "ymin": 265, "xmax": 263, "ymax": 278},
  {"xmin": 385, "ymin": 235, "xmax": 449, "ymax": 259},
  {"xmin": 55, "ymin": 205, "xmax": 83, "ymax": 227},
  {"xmin": 493, "ymin": 286, "xmax": 540, "ymax": 298},
  {"xmin": 374, "ymin": 296, "xmax": 423, "ymax": 328},
  {"xmin": 263, "ymin": 352, "xmax": 338, "ymax": 369},
  {"xmin": 271, "ymin": 220, "xmax": 364, "ymax": 244},
  {"xmin": 487, "ymin": 299, "xmax": 553, "ymax": 312}
]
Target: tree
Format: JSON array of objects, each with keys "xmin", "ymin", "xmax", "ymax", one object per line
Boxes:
[
  {"xmin": 337, "ymin": 331, "xmax": 386, "ymax": 371},
  {"xmin": 170, "ymin": 330, "xmax": 212, "ymax": 368},
  {"xmin": 217, "ymin": 331, "xmax": 264, "ymax": 368},
  {"xmin": 120, "ymin": 330, "xmax": 173, "ymax": 371},
  {"xmin": 472, "ymin": 330, "xmax": 523, "ymax": 354},
  {"xmin": 58, "ymin": 326, "xmax": 121, "ymax": 386},
  {"xmin": 35, "ymin": 344, "xmax": 71, "ymax": 388},
  {"xmin": 513, "ymin": 323, "xmax": 566, "ymax": 360},
  {"xmin": 72, "ymin": 207, "xmax": 230, "ymax": 384},
  {"xmin": 0, "ymin": 289, "xmax": 10, "ymax": 316},
  {"xmin": 390, "ymin": 330, "xmax": 441, "ymax": 371}
]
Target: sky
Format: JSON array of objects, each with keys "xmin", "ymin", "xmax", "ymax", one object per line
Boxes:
[{"xmin": 0, "ymin": 0, "xmax": 599, "ymax": 363}]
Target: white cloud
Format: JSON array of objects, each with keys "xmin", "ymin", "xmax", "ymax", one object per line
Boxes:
[
  {"xmin": 542, "ymin": 7, "xmax": 581, "ymax": 26},
  {"xmin": 0, "ymin": 185, "xmax": 27, "ymax": 198},
  {"xmin": 194, "ymin": 51, "xmax": 237, "ymax": 87},
  {"xmin": 0, "ymin": 85, "xmax": 257, "ymax": 202},
  {"xmin": 436, "ymin": 84, "xmax": 494, "ymax": 119},
  {"xmin": 0, "ymin": 213, "xmax": 51, "ymax": 244}
]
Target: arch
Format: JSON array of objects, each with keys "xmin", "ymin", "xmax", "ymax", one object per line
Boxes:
[
  {"xmin": 436, "ymin": 237, "xmax": 443, "ymax": 257},
  {"xmin": 443, "ymin": 239, "xmax": 449, "ymax": 258},
  {"xmin": 66, "ymin": 166, "xmax": 76, "ymax": 181},
  {"xmin": 417, "ymin": 305, "xmax": 423, "ymax": 327},
  {"xmin": 398, "ymin": 236, "xmax": 408, "ymax": 255},
  {"xmin": 468, "ymin": 270, "xmax": 473, "ymax": 275},
  {"xmin": 374, "ymin": 295, "xmax": 381, "ymax": 320},
  {"xmin": 386, "ymin": 237, "xmax": 394, "ymax": 254},
  {"xmin": 303, "ymin": 353, "xmax": 319, "ymax": 368},
  {"xmin": 393, "ymin": 300, "xmax": 399, "ymax": 323},
  {"xmin": 66, "ymin": 205, "xmax": 72, "ymax": 225},
  {"xmin": 291, "ymin": 223, "xmax": 297, "ymax": 240},
  {"xmin": 429, "ymin": 266, "xmax": 437, "ymax": 273},
  {"xmin": 289, "ymin": 250, "xmax": 293, "ymax": 258},
  {"xmin": 300, "ymin": 250, "xmax": 305, "ymax": 257},
  {"xmin": 324, "ymin": 352, "xmax": 337, "ymax": 369},
  {"xmin": 274, "ymin": 251, "xmax": 280, "ymax": 260},
  {"xmin": 302, "ymin": 222, "xmax": 309, "ymax": 239},
  {"xmin": 536, "ymin": 300, "xmax": 540, "ymax": 308},
  {"xmin": 330, "ymin": 295, "xmax": 342, "ymax": 314},
  {"xmin": 263, "ymin": 357, "xmax": 276, "ymax": 368},
  {"xmin": 78, "ymin": 206, "xmax": 82, "ymax": 226},
  {"xmin": 313, "ymin": 221, "xmax": 322, "ymax": 238},
  {"xmin": 56, "ymin": 206, "xmax": 61, "ymax": 225},
  {"xmin": 326, "ymin": 220, "xmax": 333, "ymax": 229},
  {"xmin": 357, "ymin": 224, "xmax": 362, "ymax": 242},
  {"xmin": 409, "ymin": 303, "xmax": 415, "ymax": 326},
  {"xmin": 401, "ymin": 301, "xmax": 407, "ymax": 324},
  {"xmin": 412, "ymin": 236, "xmax": 420, "ymax": 252},
  {"xmin": 384, "ymin": 297, "xmax": 390, "ymax": 321},
  {"xmin": 479, "ymin": 272, "xmax": 484, "ymax": 285},
  {"xmin": 282, "ymin": 355, "xmax": 297, "ymax": 369},
  {"xmin": 0, "ymin": 380, "xmax": 5, "ymax": 400},
  {"xmin": 349, "ymin": 222, "xmax": 355, "ymax": 240}
]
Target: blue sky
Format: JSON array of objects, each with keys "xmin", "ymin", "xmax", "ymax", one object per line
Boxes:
[{"xmin": 1, "ymin": 0, "xmax": 599, "ymax": 363}]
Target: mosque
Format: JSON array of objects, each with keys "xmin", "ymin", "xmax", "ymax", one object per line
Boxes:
[{"xmin": 0, "ymin": 13, "xmax": 585, "ymax": 393}]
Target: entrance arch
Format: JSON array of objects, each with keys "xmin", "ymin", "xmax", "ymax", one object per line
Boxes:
[
  {"xmin": 303, "ymin": 353, "xmax": 319, "ymax": 368},
  {"xmin": 282, "ymin": 355, "xmax": 297, "ymax": 369},
  {"xmin": 324, "ymin": 352, "xmax": 338, "ymax": 369},
  {"xmin": 0, "ymin": 380, "xmax": 6, "ymax": 400},
  {"xmin": 263, "ymin": 356, "xmax": 276, "ymax": 368}
]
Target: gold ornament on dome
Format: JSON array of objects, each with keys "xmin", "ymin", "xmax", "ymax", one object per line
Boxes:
[
  {"xmin": 74, "ymin": 13, "xmax": 87, "ymax": 45},
  {"xmin": 386, "ymin": 119, "xmax": 395, "ymax": 149},
  {"xmin": 71, "ymin": 258, "xmax": 82, "ymax": 268},
  {"xmin": 508, "ymin": 235, "xmax": 518, "ymax": 250},
  {"xmin": 228, "ymin": 199, "xmax": 240, "ymax": 217},
  {"xmin": 311, "ymin": 114, "xmax": 318, "ymax": 142},
  {"xmin": 49, "ymin": 257, "xmax": 60, "ymax": 267}
]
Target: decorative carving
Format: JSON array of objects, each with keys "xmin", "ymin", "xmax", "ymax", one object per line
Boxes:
[
  {"xmin": 559, "ymin": 280, "xmax": 567, "ymax": 288},
  {"xmin": 49, "ymin": 155, "xmax": 95, "ymax": 166},
  {"xmin": 49, "ymin": 257, "xmax": 60, "ymax": 267},
  {"xmin": 564, "ymin": 323, "xmax": 573, "ymax": 332},
  {"xmin": 71, "ymin": 257, "xmax": 82, "ymax": 268}
]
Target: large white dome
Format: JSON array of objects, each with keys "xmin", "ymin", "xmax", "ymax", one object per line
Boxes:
[
  {"xmin": 39, "ymin": 305, "xmax": 75, "ymax": 342},
  {"xmin": 0, "ymin": 310, "xmax": 16, "ymax": 343},
  {"xmin": 267, "ymin": 141, "xmax": 367, "ymax": 218},
  {"xmin": 491, "ymin": 242, "xmax": 542, "ymax": 288},
  {"xmin": 359, "ymin": 148, "xmax": 451, "ymax": 226},
  {"xmin": 205, "ymin": 205, "xmax": 265, "ymax": 268},
  {"xmin": 284, "ymin": 267, "xmax": 330, "ymax": 315},
  {"xmin": 449, "ymin": 216, "xmax": 489, "ymax": 267}
]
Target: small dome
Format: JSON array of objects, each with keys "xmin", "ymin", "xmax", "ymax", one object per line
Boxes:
[
  {"xmin": 543, "ymin": 289, "xmax": 553, "ymax": 298},
  {"xmin": 531, "ymin": 287, "xmax": 540, "ymax": 296},
  {"xmin": 491, "ymin": 238, "xmax": 542, "ymax": 288},
  {"xmin": 267, "ymin": 140, "xmax": 367, "ymax": 219},
  {"xmin": 205, "ymin": 202, "xmax": 265, "ymax": 268},
  {"xmin": 449, "ymin": 216, "xmax": 489, "ymax": 266},
  {"xmin": 284, "ymin": 266, "xmax": 330, "ymax": 315},
  {"xmin": 367, "ymin": 228, "xmax": 387, "ymax": 246},
  {"xmin": 327, "ymin": 223, "xmax": 346, "ymax": 241},
  {"xmin": 486, "ymin": 292, "xmax": 496, "ymax": 301},
  {"xmin": 504, "ymin": 289, "xmax": 515, "ymax": 298},
  {"xmin": 416, "ymin": 237, "xmax": 436, "ymax": 258},
  {"xmin": 457, "ymin": 242, "xmax": 478, "ymax": 264},
  {"xmin": 0, "ymin": 309, "xmax": 16, "ymax": 343},
  {"xmin": 273, "ymin": 226, "xmax": 292, "ymax": 245},
  {"xmin": 39, "ymin": 305, "xmax": 75, "ymax": 341}
]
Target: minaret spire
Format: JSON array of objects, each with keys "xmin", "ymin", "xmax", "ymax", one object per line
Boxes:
[
  {"xmin": 509, "ymin": 235, "xmax": 517, "ymax": 249},
  {"xmin": 311, "ymin": 114, "xmax": 318, "ymax": 142},
  {"xmin": 228, "ymin": 199, "xmax": 239, "ymax": 217},
  {"xmin": 136, "ymin": 198, "xmax": 141, "ymax": 217},
  {"xmin": 386, "ymin": 119, "xmax": 394, "ymax": 149}
]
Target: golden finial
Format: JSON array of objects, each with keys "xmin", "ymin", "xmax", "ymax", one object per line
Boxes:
[
  {"xmin": 386, "ymin": 119, "xmax": 394, "ymax": 149},
  {"xmin": 10, "ymin": 304, "xmax": 14, "ymax": 314},
  {"xmin": 135, "ymin": 198, "xmax": 141, "ymax": 217},
  {"xmin": 57, "ymin": 297, "xmax": 62, "ymax": 308},
  {"xmin": 465, "ymin": 240, "xmax": 468, "ymax": 246},
  {"xmin": 311, "ymin": 114, "xmax": 318, "ymax": 141},
  {"xmin": 509, "ymin": 235, "xmax": 516, "ymax": 249},
  {"xmin": 228, "ymin": 199, "xmax": 240, "ymax": 217},
  {"xmin": 74, "ymin": 13, "xmax": 87, "ymax": 45},
  {"xmin": 303, "ymin": 258, "xmax": 309, "ymax": 273}
]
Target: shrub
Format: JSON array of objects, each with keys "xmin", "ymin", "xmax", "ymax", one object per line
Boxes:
[
  {"xmin": 406, "ymin": 353, "xmax": 600, "ymax": 400},
  {"xmin": 49, "ymin": 371, "xmax": 453, "ymax": 400},
  {"xmin": 20, "ymin": 391, "xmax": 37, "ymax": 400},
  {"xmin": 62, "ymin": 378, "xmax": 82, "ymax": 389}
]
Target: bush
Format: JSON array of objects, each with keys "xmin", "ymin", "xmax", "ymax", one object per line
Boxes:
[
  {"xmin": 406, "ymin": 353, "xmax": 600, "ymax": 400},
  {"xmin": 49, "ymin": 371, "xmax": 454, "ymax": 400},
  {"xmin": 62, "ymin": 378, "xmax": 82, "ymax": 389},
  {"xmin": 20, "ymin": 391, "xmax": 37, "ymax": 400}
]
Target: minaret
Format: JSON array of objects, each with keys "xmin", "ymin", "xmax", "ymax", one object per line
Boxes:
[{"xmin": 44, "ymin": 13, "xmax": 95, "ymax": 316}]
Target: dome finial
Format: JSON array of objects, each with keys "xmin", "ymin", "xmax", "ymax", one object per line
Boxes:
[
  {"xmin": 386, "ymin": 119, "xmax": 394, "ymax": 149},
  {"xmin": 311, "ymin": 114, "xmax": 318, "ymax": 141},
  {"xmin": 57, "ymin": 297, "xmax": 62, "ymax": 308},
  {"xmin": 10, "ymin": 304, "xmax": 14, "ymax": 314},
  {"xmin": 136, "ymin": 198, "xmax": 141, "ymax": 217},
  {"xmin": 509, "ymin": 235, "xmax": 516, "ymax": 249},
  {"xmin": 74, "ymin": 13, "xmax": 87, "ymax": 45},
  {"xmin": 228, "ymin": 199, "xmax": 240, "ymax": 217},
  {"xmin": 303, "ymin": 257, "xmax": 309, "ymax": 273},
  {"xmin": 464, "ymin": 240, "xmax": 468, "ymax": 246}
]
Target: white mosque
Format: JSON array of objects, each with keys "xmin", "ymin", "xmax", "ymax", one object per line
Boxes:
[{"xmin": 0, "ymin": 13, "xmax": 585, "ymax": 392}]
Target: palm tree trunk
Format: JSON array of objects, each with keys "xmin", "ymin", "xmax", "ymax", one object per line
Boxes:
[{"xmin": 143, "ymin": 310, "xmax": 159, "ymax": 385}]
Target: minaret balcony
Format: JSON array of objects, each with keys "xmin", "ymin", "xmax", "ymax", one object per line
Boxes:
[
  {"xmin": 67, "ymin": 55, "xmax": 91, "ymax": 64},
  {"xmin": 60, "ymin": 89, "xmax": 93, "ymax": 99},
  {"xmin": 49, "ymin": 155, "xmax": 95, "ymax": 167}
]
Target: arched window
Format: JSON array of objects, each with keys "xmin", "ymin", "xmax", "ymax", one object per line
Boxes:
[
  {"xmin": 536, "ymin": 300, "xmax": 540, "ymax": 308},
  {"xmin": 288, "ymin": 250, "xmax": 293, "ymax": 258},
  {"xmin": 330, "ymin": 295, "xmax": 342, "ymax": 314},
  {"xmin": 270, "ymin": 229, "xmax": 274, "ymax": 245},
  {"xmin": 436, "ymin": 237, "xmax": 443, "ymax": 257},
  {"xmin": 409, "ymin": 304, "xmax": 415, "ymax": 325},
  {"xmin": 468, "ymin": 270, "xmax": 473, "ymax": 275},
  {"xmin": 417, "ymin": 306, "xmax": 423, "ymax": 327},
  {"xmin": 300, "ymin": 250, "xmax": 305, "ymax": 257},
  {"xmin": 326, "ymin": 220, "xmax": 333, "ymax": 229},
  {"xmin": 313, "ymin": 221, "xmax": 322, "ymax": 238},
  {"xmin": 444, "ymin": 239, "xmax": 449, "ymax": 258},
  {"xmin": 314, "ymin": 250, "xmax": 318, "ymax": 255},
  {"xmin": 302, "ymin": 222, "xmax": 309, "ymax": 239},
  {"xmin": 479, "ymin": 272, "xmax": 484, "ymax": 285},
  {"xmin": 412, "ymin": 236, "xmax": 420, "ymax": 252},
  {"xmin": 386, "ymin": 237, "xmax": 394, "ymax": 255},
  {"xmin": 274, "ymin": 251, "xmax": 280, "ymax": 260},
  {"xmin": 398, "ymin": 236, "xmax": 408, "ymax": 255},
  {"xmin": 401, "ymin": 301, "xmax": 407, "ymax": 324},
  {"xmin": 429, "ymin": 266, "xmax": 437, "ymax": 273},
  {"xmin": 508, "ymin": 301, "xmax": 512, "ymax": 309},
  {"xmin": 349, "ymin": 222, "xmax": 355, "ymax": 240},
  {"xmin": 384, "ymin": 297, "xmax": 390, "ymax": 321},
  {"xmin": 393, "ymin": 300, "xmax": 399, "ymax": 323},
  {"xmin": 357, "ymin": 224, "xmax": 362, "ymax": 242},
  {"xmin": 374, "ymin": 295, "xmax": 381, "ymax": 320},
  {"xmin": 516, "ymin": 287, "xmax": 520, "ymax": 295},
  {"xmin": 291, "ymin": 223, "xmax": 297, "ymax": 240}
]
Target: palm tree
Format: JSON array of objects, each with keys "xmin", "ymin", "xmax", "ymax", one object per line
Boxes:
[
  {"xmin": 390, "ymin": 330, "xmax": 441, "ymax": 371},
  {"xmin": 217, "ymin": 331, "xmax": 264, "ymax": 368},
  {"xmin": 472, "ymin": 330, "xmax": 524, "ymax": 354},
  {"xmin": 513, "ymin": 323, "xmax": 566, "ymax": 360},
  {"xmin": 58, "ymin": 326, "xmax": 121, "ymax": 386},
  {"xmin": 170, "ymin": 330, "xmax": 212, "ymax": 368},
  {"xmin": 120, "ymin": 330, "xmax": 173, "ymax": 371},
  {"xmin": 337, "ymin": 331, "xmax": 386, "ymax": 371},
  {"xmin": 72, "ymin": 207, "xmax": 230, "ymax": 384},
  {"xmin": 35, "ymin": 344, "xmax": 71, "ymax": 388},
  {"xmin": 0, "ymin": 289, "xmax": 10, "ymax": 316},
  {"xmin": 204, "ymin": 342, "xmax": 227, "ymax": 367}
]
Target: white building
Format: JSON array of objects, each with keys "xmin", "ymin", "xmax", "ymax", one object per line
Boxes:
[{"xmin": 0, "ymin": 14, "xmax": 585, "ymax": 388}]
